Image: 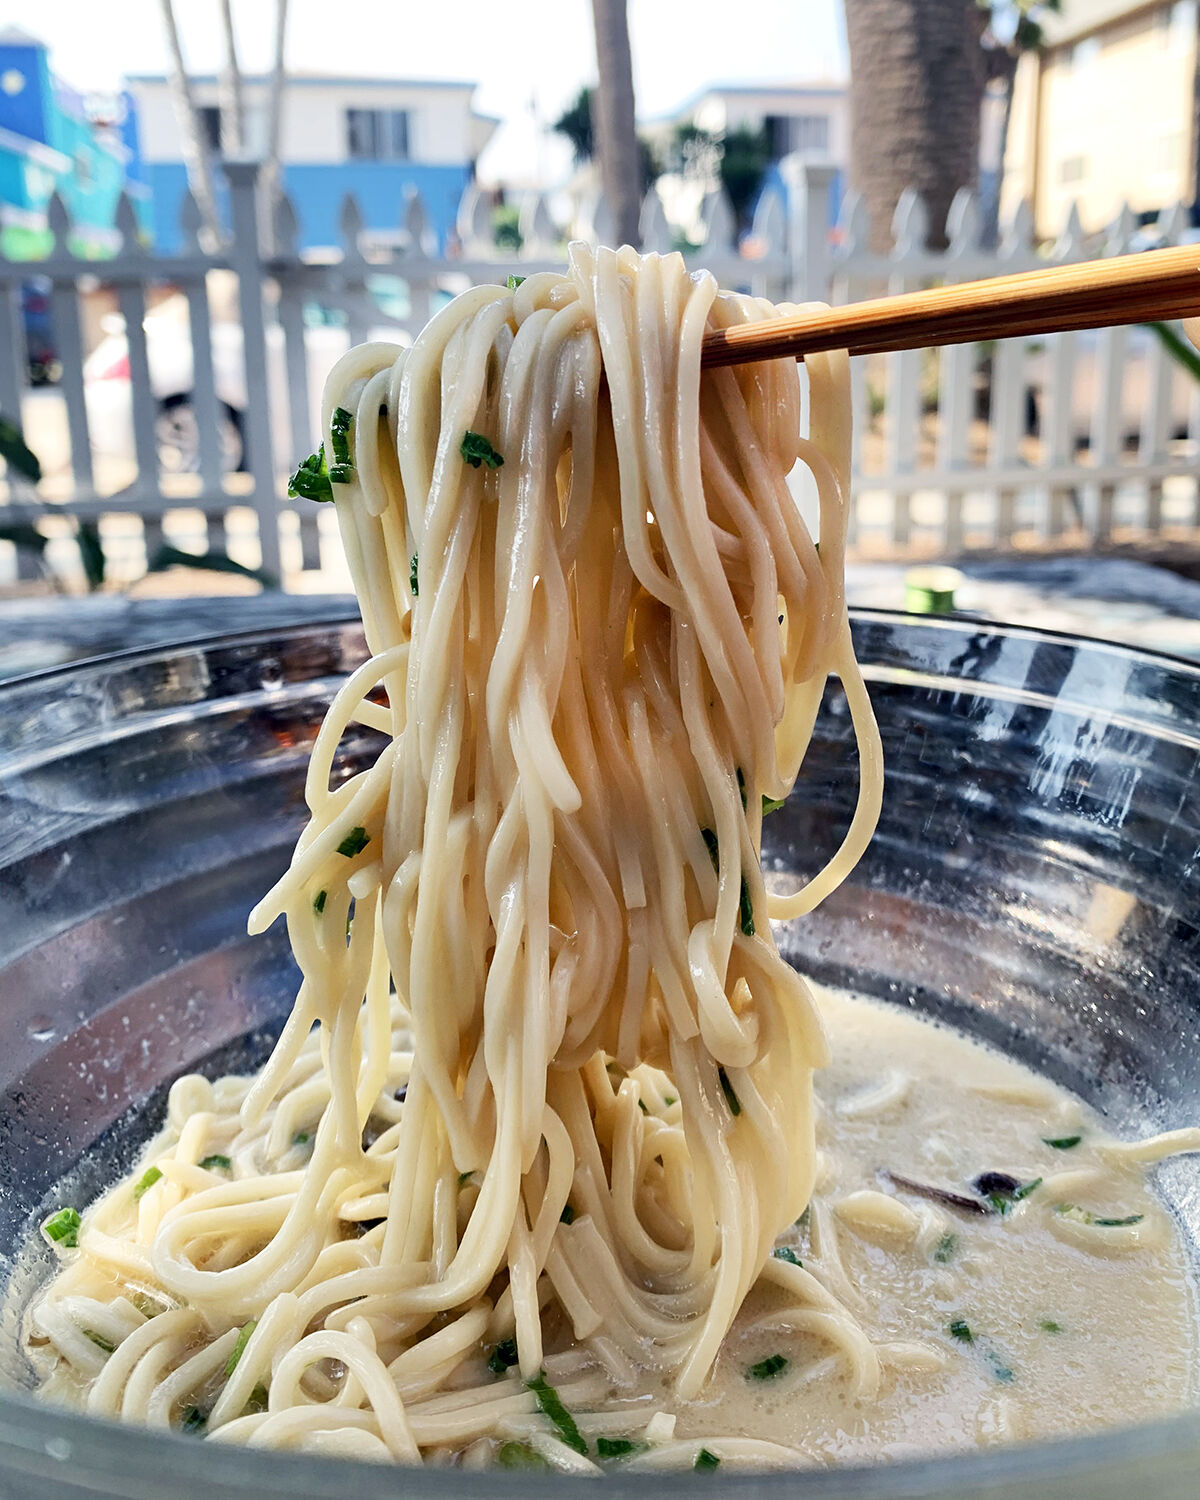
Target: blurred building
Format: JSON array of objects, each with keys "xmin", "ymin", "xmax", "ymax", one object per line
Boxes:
[
  {"xmin": 647, "ymin": 82, "xmax": 846, "ymax": 238},
  {"xmin": 125, "ymin": 72, "xmax": 499, "ymax": 254},
  {"xmin": 1002, "ymin": 0, "xmax": 1198, "ymax": 236},
  {"xmin": 0, "ymin": 28, "xmax": 148, "ymax": 260}
]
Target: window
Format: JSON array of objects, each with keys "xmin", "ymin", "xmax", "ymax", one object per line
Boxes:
[
  {"xmin": 763, "ymin": 112, "xmax": 829, "ymax": 159},
  {"xmin": 1058, "ymin": 154, "xmax": 1087, "ymax": 184},
  {"xmin": 346, "ymin": 108, "xmax": 411, "ymax": 160}
]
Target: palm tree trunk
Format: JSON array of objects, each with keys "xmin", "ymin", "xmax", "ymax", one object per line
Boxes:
[
  {"xmin": 843, "ymin": 0, "xmax": 987, "ymax": 251},
  {"xmin": 261, "ymin": 0, "xmax": 290, "ymax": 248},
  {"xmin": 217, "ymin": 0, "xmax": 245, "ymax": 158},
  {"xmin": 590, "ymin": 0, "xmax": 641, "ymax": 247},
  {"xmin": 157, "ymin": 0, "xmax": 220, "ymax": 248}
]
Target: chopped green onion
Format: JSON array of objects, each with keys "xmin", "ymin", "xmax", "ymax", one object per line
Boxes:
[
  {"xmin": 1043, "ymin": 1135, "xmax": 1082, "ymax": 1150},
  {"xmin": 694, "ymin": 1447, "xmax": 721, "ymax": 1472},
  {"xmin": 130, "ymin": 1292, "xmax": 164, "ymax": 1319},
  {"xmin": 762, "ymin": 794, "xmax": 786, "ymax": 815},
  {"xmin": 409, "ymin": 554, "xmax": 419, "ymax": 597},
  {"xmin": 664, "ymin": 1095, "xmax": 676, "ymax": 1107},
  {"xmin": 506, "ymin": 274, "xmax": 525, "ymax": 290},
  {"xmin": 772, "ymin": 1246, "xmax": 802, "ymax": 1266},
  {"xmin": 949, "ymin": 1318, "xmax": 974, "ymax": 1343},
  {"xmin": 498, "ymin": 1440, "xmax": 548, "ymax": 1469},
  {"xmin": 293, "ymin": 1131, "xmax": 310, "ymax": 1147},
  {"xmin": 41, "ymin": 1207, "xmax": 81, "ymax": 1248},
  {"xmin": 225, "ymin": 1320, "xmax": 256, "ymax": 1376},
  {"xmin": 460, "ymin": 431, "xmax": 504, "ymax": 469},
  {"xmin": 746, "ymin": 1353, "xmax": 788, "ymax": 1380},
  {"xmin": 1040, "ymin": 1319, "xmax": 1063, "ymax": 1333},
  {"xmin": 596, "ymin": 1437, "xmax": 646, "ymax": 1460},
  {"xmin": 328, "ymin": 462, "xmax": 353, "ymax": 484},
  {"xmin": 329, "ymin": 406, "xmax": 354, "ymax": 466},
  {"xmin": 198, "ymin": 1155, "xmax": 232, "ymax": 1172},
  {"xmin": 83, "ymin": 1329, "xmax": 115, "ymax": 1354},
  {"xmin": 1012, "ymin": 1177, "xmax": 1042, "ymax": 1201},
  {"xmin": 527, "ymin": 1371, "xmax": 587, "ymax": 1454},
  {"xmin": 244, "ymin": 1383, "xmax": 269, "ymax": 1415},
  {"xmin": 312, "ymin": 889, "xmax": 327, "ymax": 915},
  {"xmin": 560, "ymin": 1203, "xmax": 576, "ymax": 1225},
  {"xmin": 181, "ymin": 1406, "xmax": 207, "ymax": 1433},
  {"xmin": 738, "ymin": 875, "xmax": 755, "ymax": 936},
  {"xmin": 287, "ymin": 446, "xmax": 333, "ymax": 503},
  {"xmin": 487, "ymin": 1337, "xmax": 519, "ymax": 1376},
  {"xmin": 718, "ymin": 1066, "xmax": 741, "ymax": 1117},
  {"xmin": 934, "ymin": 1232, "xmax": 958, "ymax": 1264},
  {"xmin": 700, "ymin": 826, "xmax": 719, "ymax": 868},
  {"xmin": 337, "ymin": 825, "xmax": 370, "ymax": 858},
  {"xmin": 1055, "ymin": 1204, "xmax": 1144, "ymax": 1227},
  {"xmin": 988, "ymin": 1355, "xmax": 1015, "ymax": 1384},
  {"xmin": 133, "ymin": 1166, "xmax": 163, "ymax": 1201},
  {"xmin": 987, "ymin": 1176, "xmax": 1042, "ymax": 1215}
]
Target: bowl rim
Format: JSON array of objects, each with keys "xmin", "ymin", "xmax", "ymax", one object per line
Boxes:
[{"xmin": 1, "ymin": 610, "xmax": 1197, "ymax": 1495}]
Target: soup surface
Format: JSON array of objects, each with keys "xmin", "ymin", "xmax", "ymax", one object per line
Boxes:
[{"xmin": 27, "ymin": 986, "xmax": 1199, "ymax": 1470}]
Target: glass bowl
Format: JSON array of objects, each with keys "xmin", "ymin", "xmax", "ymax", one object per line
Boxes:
[{"xmin": 0, "ymin": 612, "xmax": 1196, "ymax": 1499}]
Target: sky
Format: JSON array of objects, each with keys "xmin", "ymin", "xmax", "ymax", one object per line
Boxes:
[{"xmin": 7, "ymin": 0, "xmax": 848, "ymax": 183}]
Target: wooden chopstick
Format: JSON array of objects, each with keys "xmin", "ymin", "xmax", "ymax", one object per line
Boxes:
[{"xmin": 699, "ymin": 243, "xmax": 1200, "ymax": 368}]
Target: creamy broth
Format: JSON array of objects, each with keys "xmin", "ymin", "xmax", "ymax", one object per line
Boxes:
[{"xmin": 643, "ymin": 987, "xmax": 1198, "ymax": 1464}]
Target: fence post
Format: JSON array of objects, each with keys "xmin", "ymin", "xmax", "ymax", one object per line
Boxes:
[
  {"xmin": 780, "ymin": 158, "xmax": 833, "ymax": 304},
  {"xmin": 224, "ymin": 159, "xmax": 282, "ymax": 584}
]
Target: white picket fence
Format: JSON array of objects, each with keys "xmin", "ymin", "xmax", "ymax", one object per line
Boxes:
[{"xmin": 0, "ymin": 157, "xmax": 1197, "ymax": 588}]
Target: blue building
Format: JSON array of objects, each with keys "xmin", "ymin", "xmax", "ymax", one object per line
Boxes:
[
  {"xmin": 0, "ymin": 27, "xmax": 149, "ymax": 260},
  {"xmin": 124, "ymin": 71, "xmax": 498, "ymax": 254}
]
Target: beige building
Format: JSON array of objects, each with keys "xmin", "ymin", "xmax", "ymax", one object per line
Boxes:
[{"xmin": 1002, "ymin": 0, "xmax": 1198, "ymax": 237}]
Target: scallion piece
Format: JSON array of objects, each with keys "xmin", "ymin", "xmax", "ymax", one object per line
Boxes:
[
  {"xmin": 312, "ymin": 889, "xmax": 327, "ymax": 915},
  {"xmin": 1043, "ymin": 1135, "xmax": 1082, "ymax": 1150},
  {"xmin": 293, "ymin": 1131, "xmax": 310, "ymax": 1147},
  {"xmin": 287, "ymin": 446, "xmax": 333, "ymax": 503},
  {"xmin": 746, "ymin": 1353, "xmax": 788, "ymax": 1380},
  {"xmin": 1040, "ymin": 1319, "xmax": 1063, "ymax": 1333},
  {"xmin": 225, "ymin": 1320, "xmax": 256, "ymax": 1376},
  {"xmin": 506, "ymin": 274, "xmax": 525, "ymax": 290},
  {"xmin": 738, "ymin": 875, "xmax": 755, "ymax": 936},
  {"xmin": 487, "ymin": 1337, "xmax": 519, "ymax": 1376},
  {"xmin": 527, "ymin": 1371, "xmax": 587, "ymax": 1454},
  {"xmin": 181, "ymin": 1405, "xmax": 207, "ymax": 1433},
  {"xmin": 337, "ymin": 825, "xmax": 370, "ymax": 858},
  {"xmin": 329, "ymin": 406, "xmax": 354, "ymax": 466},
  {"xmin": 718, "ymin": 1065, "xmax": 741, "ymax": 1117},
  {"xmin": 1055, "ymin": 1203, "xmax": 1143, "ymax": 1228},
  {"xmin": 498, "ymin": 1440, "xmax": 548, "ymax": 1469},
  {"xmin": 244, "ymin": 1382, "xmax": 269, "ymax": 1414},
  {"xmin": 560, "ymin": 1203, "xmax": 576, "ymax": 1225},
  {"xmin": 198, "ymin": 1154, "xmax": 232, "ymax": 1172},
  {"xmin": 597, "ymin": 1437, "xmax": 646, "ymax": 1459},
  {"xmin": 83, "ymin": 1329, "xmax": 115, "ymax": 1354},
  {"xmin": 40, "ymin": 1207, "xmax": 80, "ymax": 1248},
  {"xmin": 694, "ymin": 1447, "xmax": 721, "ymax": 1471},
  {"xmin": 133, "ymin": 1166, "xmax": 163, "ymax": 1201},
  {"xmin": 460, "ymin": 431, "xmax": 504, "ymax": 469},
  {"xmin": 949, "ymin": 1318, "xmax": 974, "ymax": 1343},
  {"xmin": 409, "ymin": 554, "xmax": 419, "ymax": 597},
  {"xmin": 934, "ymin": 1232, "xmax": 958, "ymax": 1264},
  {"xmin": 762, "ymin": 794, "xmax": 787, "ymax": 815},
  {"xmin": 772, "ymin": 1246, "xmax": 802, "ymax": 1266}
]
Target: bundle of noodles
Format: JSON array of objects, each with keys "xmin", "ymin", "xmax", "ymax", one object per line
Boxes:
[{"xmin": 30, "ymin": 245, "xmax": 883, "ymax": 1463}]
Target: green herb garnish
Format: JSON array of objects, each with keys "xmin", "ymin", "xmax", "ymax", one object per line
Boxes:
[
  {"xmin": 409, "ymin": 554, "xmax": 419, "ymax": 596},
  {"xmin": 717, "ymin": 1066, "xmax": 741, "ymax": 1117},
  {"xmin": 487, "ymin": 1337, "xmax": 519, "ymax": 1376},
  {"xmin": 738, "ymin": 875, "xmax": 755, "ymax": 936},
  {"xmin": 83, "ymin": 1329, "xmax": 115, "ymax": 1354},
  {"xmin": 597, "ymin": 1437, "xmax": 646, "ymax": 1460},
  {"xmin": 701, "ymin": 826, "xmax": 719, "ymax": 868},
  {"xmin": 987, "ymin": 1177, "xmax": 1042, "ymax": 1215},
  {"xmin": 1043, "ymin": 1135, "xmax": 1082, "ymax": 1150},
  {"xmin": 506, "ymin": 274, "xmax": 526, "ymax": 290},
  {"xmin": 1040, "ymin": 1319, "xmax": 1063, "ymax": 1333},
  {"xmin": 934, "ymin": 1232, "xmax": 958, "ymax": 1264},
  {"xmin": 746, "ymin": 1353, "xmax": 788, "ymax": 1380},
  {"xmin": 293, "ymin": 1131, "xmax": 310, "ymax": 1147},
  {"xmin": 198, "ymin": 1154, "xmax": 232, "ymax": 1172},
  {"xmin": 664, "ymin": 1095, "xmax": 676, "ymax": 1107},
  {"xmin": 181, "ymin": 1405, "xmax": 207, "ymax": 1433},
  {"xmin": 41, "ymin": 1207, "xmax": 81, "ymax": 1248},
  {"xmin": 312, "ymin": 889, "xmax": 327, "ymax": 915},
  {"xmin": 762, "ymin": 794, "xmax": 786, "ymax": 815},
  {"xmin": 133, "ymin": 1166, "xmax": 163, "ymax": 1201},
  {"xmin": 498, "ymin": 1440, "xmax": 548, "ymax": 1469},
  {"xmin": 460, "ymin": 431, "xmax": 504, "ymax": 470},
  {"xmin": 772, "ymin": 1246, "xmax": 802, "ymax": 1266},
  {"xmin": 527, "ymin": 1371, "xmax": 587, "ymax": 1454},
  {"xmin": 288, "ymin": 446, "xmax": 333, "ymax": 503},
  {"xmin": 949, "ymin": 1318, "xmax": 974, "ymax": 1343},
  {"xmin": 560, "ymin": 1203, "xmax": 576, "ymax": 1225},
  {"xmin": 225, "ymin": 1320, "xmax": 256, "ymax": 1376},
  {"xmin": 243, "ymin": 1382, "xmax": 269, "ymax": 1415},
  {"xmin": 1054, "ymin": 1204, "xmax": 1144, "ymax": 1228},
  {"xmin": 337, "ymin": 825, "xmax": 370, "ymax": 858},
  {"xmin": 329, "ymin": 406, "xmax": 354, "ymax": 467},
  {"xmin": 694, "ymin": 1448, "xmax": 721, "ymax": 1472}
]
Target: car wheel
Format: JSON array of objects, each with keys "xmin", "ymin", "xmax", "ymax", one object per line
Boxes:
[{"xmin": 156, "ymin": 394, "xmax": 245, "ymax": 474}]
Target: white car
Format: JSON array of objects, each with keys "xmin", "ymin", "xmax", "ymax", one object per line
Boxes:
[{"xmin": 82, "ymin": 273, "xmax": 424, "ymax": 476}]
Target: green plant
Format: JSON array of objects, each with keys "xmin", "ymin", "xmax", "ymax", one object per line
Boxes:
[{"xmin": 492, "ymin": 204, "xmax": 522, "ymax": 254}]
